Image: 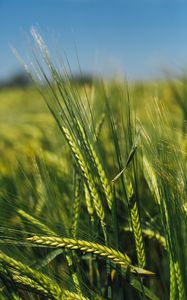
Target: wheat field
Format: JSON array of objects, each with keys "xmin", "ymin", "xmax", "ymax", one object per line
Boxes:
[{"xmin": 0, "ymin": 30, "xmax": 186, "ymax": 299}]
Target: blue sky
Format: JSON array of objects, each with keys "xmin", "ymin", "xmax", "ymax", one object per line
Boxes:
[{"xmin": 0, "ymin": 0, "xmax": 187, "ymax": 80}]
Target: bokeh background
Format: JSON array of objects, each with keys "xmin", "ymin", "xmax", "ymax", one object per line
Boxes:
[{"xmin": 0, "ymin": 0, "xmax": 187, "ymax": 83}]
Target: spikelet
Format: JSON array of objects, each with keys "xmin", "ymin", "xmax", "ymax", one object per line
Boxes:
[
  {"xmin": 27, "ymin": 235, "xmax": 154, "ymax": 275},
  {"xmin": 71, "ymin": 176, "xmax": 81, "ymax": 238},
  {"xmin": 124, "ymin": 227, "xmax": 166, "ymax": 249},
  {"xmin": 70, "ymin": 175, "xmax": 83, "ymax": 293},
  {"xmin": 84, "ymin": 184, "xmax": 94, "ymax": 217},
  {"xmin": 94, "ymin": 113, "xmax": 105, "ymax": 143},
  {"xmin": 90, "ymin": 145, "xmax": 113, "ymax": 210},
  {"xmin": 18, "ymin": 209, "xmax": 82, "ymax": 296},
  {"xmin": 27, "ymin": 235, "xmax": 130, "ymax": 265},
  {"xmin": 126, "ymin": 181, "xmax": 146, "ymax": 268},
  {"xmin": 77, "ymin": 120, "xmax": 113, "ymax": 209},
  {"xmin": 174, "ymin": 260, "xmax": 185, "ymax": 300},
  {"xmin": 0, "ymin": 251, "xmax": 61, "ymax": 299},
  {"xmin": 62, "ymin": 126, "xmax": 105, "ymax": 223},
  {"xmin": 2, "ymin": 271, "xmax": 49, "ymax": 296},
  {"xmin": 31, "ymin": 157, "xmax": 46, "ymax": 215},
  {"xmin": 141, "ymin": 229, "xmax": 166, "ymax": 249},
  {"xmin": 169, "ymin": 257, "xmax": 176, "ymax": 300}
]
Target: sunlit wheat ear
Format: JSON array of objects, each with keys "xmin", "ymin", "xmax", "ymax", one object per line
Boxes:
[
  {"xmin": 77, "ymin": 120, "xmax": 113, "ymax": 210},
  {"xmin": 124, "ymin": 225, "xmax": 166, "ymax": 248},
  {"xmin": 27, "ymin": 235, "xmax": 130, "ymax": 267},
  {"xmin": 169, "ymin": 256, "xmax": 177, "ymax": 300},
  {"xmin": 173, "ymin": 260, "xmax": 185, "ymax": 300},
  {"xmin": 0, "ymin": 251, "xmax": 88, "ymax": 300},
  {"xmin": 62, "ymin": 126, "xmax": 105, "ymax": 223},
  {"xmin": 84, "ymin": 184, "xmax": 94, "ymax": 217},
  {"xmin": 90, "ymin": 144, "xmax": 113, "ymax": 209},
  {"xmin": 27, "ymin": 235, "xmax": 154, "ymax": 275},
  {"xmin": 71, "ymin": 174, "xmax": 81, "ymax": 239},
  {"xmin": 18, "ymin": 209, "xmax": 82, "ymax": 296},
  {"xmin": 126, "ymin": 181, "xmax": 146, "ymax": 269},
  {"xmin": 128, "ymin": 227, "xmax": 166, "ymax": 249},
  {"xmin": 0, "ymin": 251, "xmax": 58, "ymax": 299}
]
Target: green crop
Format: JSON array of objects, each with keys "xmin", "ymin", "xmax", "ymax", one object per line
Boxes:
[{"xmin": 0, "ymin": 28, "xmax": 186, "ymax": 299}]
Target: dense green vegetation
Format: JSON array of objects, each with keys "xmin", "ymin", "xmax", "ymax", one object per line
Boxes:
[{"xmin": 0, "ymin": 31, "xmax": 186, "ymax": 299}]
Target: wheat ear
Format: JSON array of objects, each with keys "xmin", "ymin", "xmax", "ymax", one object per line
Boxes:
[
  {"xmin": 31, "ymin": 157, "xmax": 46, "ymax": 215},
  {"xmin": 27, "ymin": 235, "xmax": 154, "ymax": 275},
  {"xmin": 126, "ymin": 182, "xmax": 146, "ymax": 269},
  {"xmin": 90, "ymin": 145, "xmax": 113, "ymax": 210},
  {"xmin": 18, "ymin": 209, "xmax": 82, "ymax": 295},
  {"xmin": 0, "ymin": 265, "xmax": 49, "ymax": 297},
  {"xmin": 174, "ymin": 260, "xmax": 185, "ymax": 300},
  {"xmin": 94, "ymin": 112, "xmax": 105, "ymax": 143},
  {"xmin": 62, "ymin": 126, "xmax": 105, "ymax": 223},
  {"xmin": 124, "ymin": 227, "xmax": 166, "ymax": 249},
  {"xmin": 0, "ymin": 252, "xmax": 88, "ymax": 300},
  {"xmin": 72, "ymin": 175, "xmax": 81, "ymax": 238},
  {"xmin": 169, "ymin": 256, "xmax": 176, "ymax": 300},
  {"xmin": 84, "ymin": 184, "xmax": 94, "ymax": 217},
  {"xmin": 77, "ymin": 121, "xmax": 113, "ymax": 210}
]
